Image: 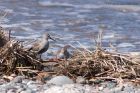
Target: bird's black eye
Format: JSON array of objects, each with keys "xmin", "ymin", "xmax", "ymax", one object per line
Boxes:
[{"xmin": 48, "ymin": 34, "xmax": 50, "ymax": 37}]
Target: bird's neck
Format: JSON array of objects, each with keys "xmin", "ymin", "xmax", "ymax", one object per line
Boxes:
[{"xmin": 42, "ymin": 37, "xmax": 48, "ymax": 41}]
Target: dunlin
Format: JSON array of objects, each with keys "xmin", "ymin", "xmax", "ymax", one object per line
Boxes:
[
  {"xmin": 28, "ymin": 32, "xmax": 55, "ymax": 58},
  {"xmin": 56, "ymin": 45, "xmax": 71, "ymax": 60}
]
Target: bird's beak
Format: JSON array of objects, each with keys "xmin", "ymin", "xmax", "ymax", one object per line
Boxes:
[{"xmin": 49, "ymin": 36, "xmax": 56, "ymax": 41}]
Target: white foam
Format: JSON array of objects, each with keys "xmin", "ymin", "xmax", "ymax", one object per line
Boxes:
[
  {"xmin": 1, "ymin": 23, "xmax": 30, "ymax": 28},
  {"xmin": 20, "ymin": 7, "xmax": 29, "ymax": 11},
  {"xmin": 0, "ymin": 18, "xmax": 9, "ymax": 23},
  {"xmin": 103, "ymin": 33, "xmax": 115, "ymax": 39},
  {"xmin": 19, "ymin": 12, "xmax": 36, "ymax": 16},
  {"xmin": 117, "ymin": 43, "xmax": 135, "ymax": 48},
  {"xmin": 15, "ymin": 34, "xmax": 39, "ymax": 40},
  {"xmin": 30, "ymin": 19, "xmax": 53, "ymax": 23},
  {"xmin": 65, "ymin": 12, "xmax": 79, "ymax": 15},
  {"xmin": 41, "ymin": 23, "xmax": 55, "ymax": 28},
  {"xmin": 79, "ymin": 5, "xmax": 140, "ymax": 12},
  {"xmin": 20, "ymin": 27, "xmax": 34, "ymax": 32},
  {"xmin": 4, "ymin": 9, "xmax": 14, "ymax": 14},
  {"xmin": 38, "ymin": 1, "xmax": 74, "ymax": 7},
  {"xmin": 60, "ymin": 34, "xmax": 75, "ymax": 40}
]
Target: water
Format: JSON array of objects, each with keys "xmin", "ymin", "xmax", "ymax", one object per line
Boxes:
[{"xmin": 0, "ymin": 0, "xmax": 140, "ymax": 54}]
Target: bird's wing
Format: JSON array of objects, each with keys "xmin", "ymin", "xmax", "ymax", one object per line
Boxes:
[
  {"xmin": 28, "ymin": 41, "xmax": 40, "ymax": 51},
  {"xmin": 64, "ymin": 50, "xmax": 70, "ymax": 59},
  {"xmin": 56, "ymin": 48, "xmax": 63, "ymax": 58},
  {"xmin": 37, "ymin": 41, "xmax": 49, "ymax": 54}
]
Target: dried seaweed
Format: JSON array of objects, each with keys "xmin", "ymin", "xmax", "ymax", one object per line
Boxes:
[
  {"xmin": 0, "ymin": 27, "xmax": 43, "ymax": 75},
  {"xmin": 0, "ymin": 26, "xmax": 140, "ymax": 84}
]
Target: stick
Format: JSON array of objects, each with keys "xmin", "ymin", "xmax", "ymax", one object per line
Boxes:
[{"xmin": 8, "ymin": 29, "xmax": 11, "ymax": 41}]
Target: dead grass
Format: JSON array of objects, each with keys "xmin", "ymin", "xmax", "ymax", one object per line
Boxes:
[
  {"xmin": 0, "ymin": 26, "xmax": 140, "ymax": 83},
  {"xmin": 54, "ymin": 29, "xmax": 140, "ymax": 82},
  {"xmin": 0, "ymin": 27, "xmax": 43, "ymax": 75}
]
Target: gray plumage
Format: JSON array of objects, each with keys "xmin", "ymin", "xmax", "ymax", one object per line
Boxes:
[
  {"xmin": 28, "ymin": 32, "xmax": 54, "ymax": 56},
  {"xmin": 56, "ymin": 45, "xmax": 71, "ymax": 60}
]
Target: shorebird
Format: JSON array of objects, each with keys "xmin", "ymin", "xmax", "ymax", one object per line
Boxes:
[
  {"xmin": 56, "ymin": 45, "xmax": 71, "ymax": 61},
  {"xmin": 28, "ymin": 32, "xmax": 55, "ymax": 59}
]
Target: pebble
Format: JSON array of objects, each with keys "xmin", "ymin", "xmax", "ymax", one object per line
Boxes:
[
  {"xmin": 47, "ymin": 76, "xmax": 74, "ymax": 86},
  {"xmin": 11, "ymin": 76, "xmax": 25, "ymax": 83},
  {"xmin": 109, "ymin": 85, "xmax": 124, "ymax": 93},
  {"xmin": 103, "ymin": 81, "xmax": 117, "ymax": 89},
  {"xmin": 20, "ymin": 89, "xmax": 33, "ymax": 93},
  {"xmin": 0, "ymin": 75, "xmax": 139, "ymax": 93},
  {"xmin": 135, "ymin": 89, "xmax": 140, "ymax": 93},
  {"xmin": 99, "ymin": 86, "xmax": 104, "ymax": 91},
  {"xmin": 17, "ymin": 88, "xmax": 25, "ymax": 93},
  {"xmin": 7, "ymin": 88, "xmax": 16, "ymax": 93},
  {"xmin": 45, "ymin": 84, "xmax": 93, "ymax": 93},
  {"xmin": 76, "ymin": 76, "xmax": 86, "ymax": 84},
  {"xmin": 123, "ymin": 84, "xmax": 136, "ymax": 93}
]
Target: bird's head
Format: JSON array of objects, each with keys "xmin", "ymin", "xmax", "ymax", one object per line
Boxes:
[
  {"xmin": 63, "ymin": 45, "xmax": 71, "ymax": 51},
  {"xmin": 43, "ymin": 32, "xmax": 55, "ymax": 41}
]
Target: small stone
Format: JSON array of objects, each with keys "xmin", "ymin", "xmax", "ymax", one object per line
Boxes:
[
  {"xmin": 45, "ymin": 84, "xmax": 95, "ymax": 93},
  {"xmin": 7, "ymin": 88, "xmax": 16, "ymax": 93},
  {"xmin": 99, "ymin": 86, "xmax": 104, "ymax": 91},
  {"xmin": 10, "ymin": 74, "xmax": 16, "ymax": 78},
  {"xmin": 27, "ymin": 81, "xmax": 36, "ymax": 85},
  {"xmin": 0, "ymin": 79, "xmax": 7, "ymax": 84},
  {"xmin": 76, "ymin": 76, "xmax": 86, "ymax": 84},
  {"xmin": 110, "ymin": 85, "xmax": 125, "ymax": 93},
  {"xmin": 11, "ymin": 76, "xmax": 25, "ymax": 83},
  {"xmin": 47, "ymin": 76, "xmax": 74, "ymax": 86},
  {"xmin": 44, "ymin": 86, "xmax": 62, "ymax": 93},
  {"xmin": 17, "ymin": 88, "xmax": 25, "ymax": 93},
  {"xmin": 20, "ymin": 89, "xmax": 33, "ymax": 93},
  {"xmin": 135, "ymin": 89, "xmax": 140, "ymax": 93},
  {"xmin": 106, "ymin": 81, "xmax": 117, "ymax": 89},
  {"xmin": 123, "ymin": 84, "xmax": 135, "ymax": 93}
]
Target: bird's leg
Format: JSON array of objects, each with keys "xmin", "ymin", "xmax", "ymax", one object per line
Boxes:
[
  {"xmin": 64, "ymin": 57, "xmax": 69, "ymax": 67},
  {"xmin": 39, "ymin": 54, "xmax": 43, "ymax": 61}
]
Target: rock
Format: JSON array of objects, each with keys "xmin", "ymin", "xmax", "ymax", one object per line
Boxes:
[
  {"xmin": 22, "ymin": 79, "xmax": 30, "ymax": 84},
  {"xmin": 47, "ymin": 76, "xmax": 74, "ymax": 86},
  {"xmin": 99, "ymin": 86, "xmax": 104, "ymax": 91},
  {"xmin": 76, "ymin": 76, "xmax": 86, "ymax": 84},
  {"xmin": 44, "ymin": 86, "xmax": 62, "ymax": 93},
  {"xmin": 7, "ymin": 88, "xmax": 16, "ymax": 93},
  {"xmin": 123, "ymin": 84, "xmax": 135, "ymax": 93},
  {"xmin": 27, "ymin": 80, "xmax": 43, "ymax": 92},
  {"xmin": 105, "ymin": 81, "xmax": 117, "ymax": 89},
  {"xmin": 20, "ymin": 89, "xmax": 33, "ymax": 93},
  {"xmin": 27, "ymin": 81, "xmax": 36, "ymax": 86},
  {"xmin": 17, "ymin": 88, "xmax": 26, "ymax": 93},
  {"xmin": 109, "ymin": 85, "xmax": 124, "ymax": 93},
  {"xmin": 135, "ymin": 89, "xmax": 140, "ymax": 93},
  {"xmin": 45, "ymin": 84, "xmax": 94, "ymax": 93},
  {"xmin": 11, "ymin": 76, "xmax": 25, "ymax": 83},
  {"xmin": 41, "ymin": 84, "xmax": 50, "ymax": 91},
  {"xmin": 0, "ymin": 79, "xmax": 7, "ymax": 85}
]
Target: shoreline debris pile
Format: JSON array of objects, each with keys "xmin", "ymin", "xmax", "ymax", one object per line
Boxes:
[
  {"xmin": 57, "ymin": 48, "xmax": 140, "ymax": 82},
  {"xmin": 0, "ymin": 27, "xmax": 43, "ymax": 75},
  {"xmin": 0, "ymin": 27, "xmax": 140, "ymax": 84}
]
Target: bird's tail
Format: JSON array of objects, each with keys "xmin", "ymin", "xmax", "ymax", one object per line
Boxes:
[{"xmin": 27, "ymin": 47, "xmax": 33, "ymax": 51}]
